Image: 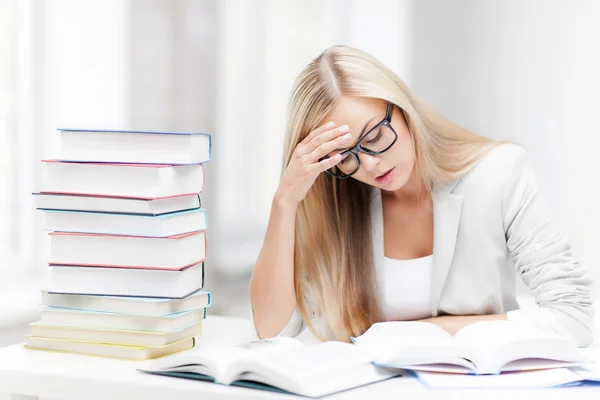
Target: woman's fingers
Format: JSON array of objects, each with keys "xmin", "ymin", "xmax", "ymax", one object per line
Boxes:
[
  {"xmin": 313, "ymin": 153, "xmax": 342, "ymax": 173},
  {"xmin": 304, "ymin": 131, "xmax": 352, "ymax": 163},
  {"xmin": 289, "ymin": 121, "xmax": 352, "ymax": 179},
  {"xmin": 301, "ymin": 121, "xmax": 336, "ymax": 145},
  {"xmin": 304, "ymin": 124, "xmax": 350, "ymax": 154}
]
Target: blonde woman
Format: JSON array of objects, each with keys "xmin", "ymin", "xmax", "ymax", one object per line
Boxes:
[{"xmin": 249, "ymin": 45, "xmax": 593, "ymax": 346}]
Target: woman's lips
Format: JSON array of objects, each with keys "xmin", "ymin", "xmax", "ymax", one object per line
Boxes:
[{"xmin": 375, "ymin": 168, "xmax": 395, "ymax": 184}]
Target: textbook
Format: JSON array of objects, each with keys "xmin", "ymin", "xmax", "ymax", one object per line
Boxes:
[
  {"xmin": 25, "ymin": 335, "xmax": 195, "ymax": 361},
  {"xmin": 412, "ymin": 368, "xmax": 591, "ymax": 389},
  {"xmin": 49, "ymin": 231, "xmax": 206, "ymax": 270},
  {"xmin": 33, "ymin": 192, "xmax": 201, "ymax": 215},
  {"xmin": 39, "ymin": 306, "xmax": 207, "ymax": 331},
  {"xmin": 42, "ymin": 208, "xmax": 208, "ymax": 237},
  {"xmin": 352, "ymin": 320, "xmax": 588, "ymax": 375},
  {"xmin": 44, "ymin": 262, "xmax": 205, "ymax": 298},
  {"xmin": 29, "ymin": 321, "xmax": 203, "ymax": 347},
  {"xmin": 41, "ymin": 289, "xmax": 211, "ymax": 315},
  {"xmin": 139, "ymin": 337, "xmax": 398, "ymax": 397},
  {"xmin": 58, "ymin": 128, "xmax": 211, "ymax": 165},
  {"xmin": 41, "ymin": 161, "xmax": 205, "ymax": 199}
]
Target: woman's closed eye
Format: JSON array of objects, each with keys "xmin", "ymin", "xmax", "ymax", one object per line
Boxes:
[
  {"xmin": 364, "ymin": 128, "xmax": 383, "ymax": 144},
  {"xmin": 340, "ymin": 153, "xmax": 353, "ymax": 164}
]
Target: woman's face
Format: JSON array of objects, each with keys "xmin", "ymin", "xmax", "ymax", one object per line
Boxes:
[{"xmin": 326, "ymin": 97, "xmax": 415, "ymax": 193}]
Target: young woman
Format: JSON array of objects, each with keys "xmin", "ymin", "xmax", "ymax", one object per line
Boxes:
[{"xmin": 248, "ymin": 45, "xmax": 593, "ymax": 346}]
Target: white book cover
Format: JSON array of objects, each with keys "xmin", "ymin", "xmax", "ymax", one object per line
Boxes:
[
  {"xmin": 43, "ymin": 262, "xmax": 205, "ymax": 298},
  {"xmin": 39, "ymin": 306, "xmax": 208, "ymax": 331},
  {"xmin": 41, "ymin": 161, "xmax": 205, "ymax": 199},
  {"xmin": 58, "ymin": 128, "xmax": 211, "ymax": 165},
  {"xmin": 25, "ymin": 336, "xmax": 195, "ymax": 361},
  {"xmin": 49, "ymin": 230, "xmax": 206, "ymax": 270},
  {"xmin": 29, "ymin": 321, "xmax": 203, "ymax": 347},
  {"xmin": 41, "ymin": 290, "xmax": 211, "ymax": 315},
  {"xmin": 34, "ymin": 192, "xmax": 201, "ymax": 215},
  {"xmin": 43, "ymin": 208, "xmax": 207, "ymax": 237}
]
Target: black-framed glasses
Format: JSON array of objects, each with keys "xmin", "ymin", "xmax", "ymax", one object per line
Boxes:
[{"xmin": 321, "ymin": 102, "xmax": 398, "ymax": 178}]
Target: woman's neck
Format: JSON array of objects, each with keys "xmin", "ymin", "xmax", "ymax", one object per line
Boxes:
[{"xmin": 382, "ymin": 169, "xmax": 429, "ymax": 204}]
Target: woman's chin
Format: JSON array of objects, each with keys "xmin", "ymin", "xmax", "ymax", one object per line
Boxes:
[
  {"xmin": 379, "ymin": 182, "xmax": 405, "ymax": 192},
  {"xmin": 376, "ymin": 168, "xmax": 413, "ymax": 192}
]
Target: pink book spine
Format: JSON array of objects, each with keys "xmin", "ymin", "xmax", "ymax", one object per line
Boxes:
[
  {"xmin": 48, "ymin": 260, "xmax": 204, "ymax": 271},
  {"xmin": 38, "ymin": 191, "xmax": 201, "ymax": 200}
]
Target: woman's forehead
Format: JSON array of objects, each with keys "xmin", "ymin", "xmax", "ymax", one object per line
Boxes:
[{"xmin": 325, "ymin": 97, "xmax": 387, "ymax": 134}]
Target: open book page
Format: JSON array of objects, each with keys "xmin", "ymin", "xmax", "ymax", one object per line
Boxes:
[
  {"xmin": 352, "ymin": 321, "xmax": 479, "ymax": 372},
  {"xmin": 570, "ymin": 348, "xmax": 600, "ymax": 382},
  {"xmin": 571, "ymin": 364, "xmax": 600, "ymax": 382},
  {"xmin": 454, "ymin": 321, "xmax": 586, "ymax": 374},
  {"xmin": 413, "ymin": 367, "xmax": 582, "ymax": 389},
  {"xmin": 229, "ymin": 341, "xmax": 398, "ymax": 397},
  {"xmin": 139, "ymin": 337, "xmax": 303, "ymax": 382}
]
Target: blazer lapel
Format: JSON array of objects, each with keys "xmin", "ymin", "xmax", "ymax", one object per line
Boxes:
[
  {"xmin": 430, "ymin": 180, "xmax": 463, "ymax": 316},
  {"xmin": 369, "ymin": 183, "xmax": 463, "ymax": 317},
  {"xmin": 370, "ymin": 188, "xmax": 385, "ymax": 287}
]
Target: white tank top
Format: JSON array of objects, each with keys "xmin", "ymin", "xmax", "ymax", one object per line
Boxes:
[{"xmin": 379, "ymin": 254, "xmax": 434, "ymax": 321}]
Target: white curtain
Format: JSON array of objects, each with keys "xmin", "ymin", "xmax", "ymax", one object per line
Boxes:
[
  {"xmin": 0, "ymin": 0, "xmax": 16, "ymax": 270},
  {"xmin": 0, "ymin": 0, "xmax": 42, "ymax": 325}
]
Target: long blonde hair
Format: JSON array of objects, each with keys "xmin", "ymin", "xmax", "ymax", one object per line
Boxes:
[{"xmin": 282, "ymin": 45, "xmax": 502, "ymax": 341}]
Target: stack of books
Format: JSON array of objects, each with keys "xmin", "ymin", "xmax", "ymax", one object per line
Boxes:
[{"xmin": 26, "ymin": 129, "xmax": 212, "ymax": 361}]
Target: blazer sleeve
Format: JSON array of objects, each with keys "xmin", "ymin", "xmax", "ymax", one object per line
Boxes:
[
  {"xmin": 502, "ymin": 147, "xmax": 594, "ymax": 347},
  {"xmin": 275, "ymin": 308, "xmax": 306, "ymax": 337}
]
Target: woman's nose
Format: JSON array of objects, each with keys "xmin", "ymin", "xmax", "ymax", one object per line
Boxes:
[{"xmin": 358, "ymin": 153, "xmax": 380, "ymax": 174}]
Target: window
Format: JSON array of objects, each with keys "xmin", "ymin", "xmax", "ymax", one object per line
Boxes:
[{"xmin": 0, "ymin": 0, "xmax": 18, "ymax": 280}]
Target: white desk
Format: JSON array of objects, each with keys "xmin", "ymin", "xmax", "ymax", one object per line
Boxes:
[{"xmin": 0, "ymin": 315, "xmax": 599, "ymax": 400}]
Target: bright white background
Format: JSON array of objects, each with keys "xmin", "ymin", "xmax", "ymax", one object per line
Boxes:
[{"xmin": 1, "ymin": 0, "xmax": 598, "ymax": 341}]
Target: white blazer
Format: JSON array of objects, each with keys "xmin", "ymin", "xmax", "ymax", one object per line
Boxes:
[{"xmin": 277, "ymin": 144, "xmax": 594, "ymax": 346}]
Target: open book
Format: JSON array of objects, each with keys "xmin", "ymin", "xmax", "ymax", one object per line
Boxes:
[
  {"xmin": 352, "ymin": 320, "xmax": 588, "ymax": 375},
  {"xmin": 138, "ymin": 337, "xmax": 398, "ymax": 397}
]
